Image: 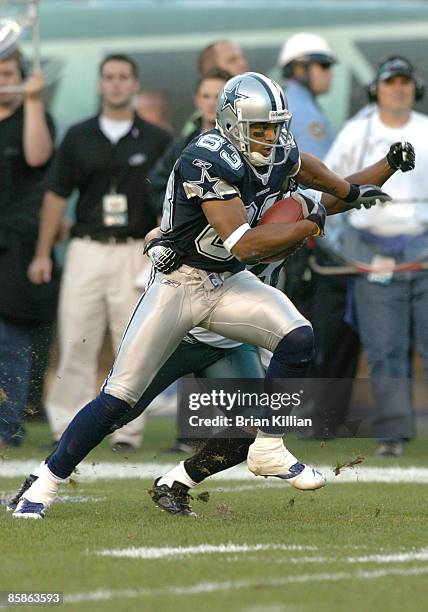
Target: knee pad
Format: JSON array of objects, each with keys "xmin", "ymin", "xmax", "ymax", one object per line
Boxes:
[
  {"xmin": 273, "ymin": 325, "xmax": 314, "ymax": 366},
  {"xmin": 96, "ymin": 391, "xmax": 132, "ymax": 426}
]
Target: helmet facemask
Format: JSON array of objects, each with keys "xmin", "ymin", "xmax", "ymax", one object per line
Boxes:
[{"xmin": 219, "ymin": 111, "xmax": 293, "ymax": 168}]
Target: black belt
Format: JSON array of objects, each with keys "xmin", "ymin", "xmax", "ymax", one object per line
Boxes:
[{"xmin": 80, "ymin": 234, "xmax": 137, "ymax": 244}]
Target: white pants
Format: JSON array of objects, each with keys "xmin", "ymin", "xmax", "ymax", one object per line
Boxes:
[
  {"xmin": 46, "ymin": 237, "xmax": 149, "ymax": 446},
  {"xmin": 104, "ymin": 265, "xmax": 310, "ymax": 405}
]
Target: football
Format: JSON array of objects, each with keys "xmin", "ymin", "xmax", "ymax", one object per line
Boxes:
[{"xmin": 257, "ymin": 194, "xmax": 306, "ymax": 262}]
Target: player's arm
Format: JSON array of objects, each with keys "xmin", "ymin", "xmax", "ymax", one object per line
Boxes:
[
  {"xmin": 322, "ymin": 157, "xmax": 393, "ymax": 215},
  {"xmin": 27, "ymin": 191, "xmax": 66, "ymax": 284},
  {"xmin": 297, "ymin": 152, "xmax": 356, "ymax": 199},
  {"xmin": 297, "ymin": 151, "xmax": 390, "ymax": 209},
  {"xmin": 202, "ymin": 197, "xmax": 321, "ymax": 263},
  {"xmin": 322, "ymin": 143, "xmax": 415, "ymax": 215}
]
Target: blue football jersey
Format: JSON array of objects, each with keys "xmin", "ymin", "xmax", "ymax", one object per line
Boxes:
[{"xmin": 160, "ymin": 128, "xmax": 300, "ymax": 272}]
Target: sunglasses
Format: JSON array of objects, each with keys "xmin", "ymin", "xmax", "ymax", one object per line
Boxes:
[{"xmin": 316, "ymin": 62, "xmax": 333, "ymax": 70}]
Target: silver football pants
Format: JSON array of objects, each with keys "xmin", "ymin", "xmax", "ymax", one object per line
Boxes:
[{"xmin": 103, "ymin": 265, "xmax": 310, "ymax": 406}]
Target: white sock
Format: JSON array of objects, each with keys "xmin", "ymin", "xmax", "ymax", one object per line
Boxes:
[
  {"xmin": 256, "ymin": 430, "xmax": 283, "ymax": 439},
  {"xmin": 31, "ymin": 461, "xmax": 47, "ymax": 478},
  {"xmin": 23, "ymin": 463, "xmax": 65, "ymax": 505},
  {"xmin": 157, "ymin": 461, "xmax": 198, "ymax": 489},
  {"xmin": 251, "ymin": 433, "xmax": 298, "ymax": 470}
]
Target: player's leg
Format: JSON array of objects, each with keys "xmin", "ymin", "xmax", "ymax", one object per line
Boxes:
[
  {"xmin": 113, "ymin": 338, "xmax": 236, "ymax": 429},
  {"xmin": 151, "ymin": 343, "xmax": 264, "ymax": 515},
  {"xmin": 12, "ymin": 268, "xmax": 201, "ymax": 518},
  {"xmin": 150, "ymin": 429, "xmax": 255, "ymax": 517},
  {"xmin": 205, "ymin": 270, "xmax": 325, "ymax": 489},
  {"xmin": 6, "ymin": 337, "xmax": 228, "ymax": 513}
]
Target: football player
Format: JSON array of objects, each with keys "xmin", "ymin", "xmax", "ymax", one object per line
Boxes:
[
  {"xmin": 147, "ymin": 145, "xmax": 414, "ymax": 516},
  {"xmin": 12, "ymin": 72, "xmax": 404, "ymax": 519}
]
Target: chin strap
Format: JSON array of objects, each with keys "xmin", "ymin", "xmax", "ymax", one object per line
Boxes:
[{"xmin": 247, "ymin": 151, "xmax": 272, "ymax": 167}]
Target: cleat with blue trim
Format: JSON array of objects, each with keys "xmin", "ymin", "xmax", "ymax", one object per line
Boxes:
[
  {"xmin": 12, "ymin": 498, "xmax": 46, "ymax": 519},
  {"xmin": 149, "ymin": 479, "xmax": 197, "ymax": 516},
  {"xmin": 247, "ymin": 437, "xmax": 326, "ymax": 490},
  {"xmin": 6, "ymin": 474, "xmax": 39, "ymax": 512},
  {"xmin": 273, "ymin": 461, "xmax": 326, "ymax": 490},
  {"xmin": 11, "ymin": 468, "xmax": 61, "ymax": 519}
]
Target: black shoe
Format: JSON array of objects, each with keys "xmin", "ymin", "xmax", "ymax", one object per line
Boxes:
[
  {"xmin": 375, "ymin": 441, "xmax": 404, "ymax": 458},
  {"xmin": 6, "ymin": 474, "xmax": 39, "ymax": 512},
  {"xmin": 148, "ymin": 479, "xmax": 197, "ymax": 516}
]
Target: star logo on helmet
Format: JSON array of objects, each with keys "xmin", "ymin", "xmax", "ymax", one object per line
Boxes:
[
  {"xmin": 191, "ymin": 168, "xmax": 223, "ymax": 199},
  {"xmin": 221, "ymin": 82, "xmax": 249, "ymax": 116}
]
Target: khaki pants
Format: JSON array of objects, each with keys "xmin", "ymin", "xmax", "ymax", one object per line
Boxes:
[
  {"xmin": 46, "ymin": 237, "xmax": 149, "ymax": 447},
  {"xmin": 104, "ymin": 265, "xmax": 309, "ymax": 405}
]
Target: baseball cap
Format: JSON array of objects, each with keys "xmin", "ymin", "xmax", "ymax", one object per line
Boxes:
[{"xmin": 376, "ymin": 56, "xmax": 415, "ymax": 82}]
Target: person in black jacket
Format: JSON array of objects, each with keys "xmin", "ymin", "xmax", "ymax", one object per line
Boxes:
[
  {"xmin": 149, "ymin": 69, "xmax": 230, "ymax": 217},
  {"xmin": 0, "ymin": 48, "xmax": 56, "ymax": 447}
]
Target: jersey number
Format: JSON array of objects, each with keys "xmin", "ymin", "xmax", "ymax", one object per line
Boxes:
[
  {"xmin": 196, "ymin": 133, "xmax": 243, "ymax": 171},
  {"xmin": 195, "ymin": 224, "xmax": 234, "ymax": 262}
]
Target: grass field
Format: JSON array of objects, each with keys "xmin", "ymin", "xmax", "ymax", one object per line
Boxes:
[{"xmin": 1, "ymin": 419, "xmax": 428, "ymax": 612}]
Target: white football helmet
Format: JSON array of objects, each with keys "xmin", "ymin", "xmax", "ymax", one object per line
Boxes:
[{"xmin": 216, "ymin": 72, "xmax": 293, "ymax": 169}]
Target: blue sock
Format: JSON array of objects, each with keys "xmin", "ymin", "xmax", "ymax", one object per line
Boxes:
[{"xmin": 47, "ymin": 392, "xmax": 132, "ymax": 479}]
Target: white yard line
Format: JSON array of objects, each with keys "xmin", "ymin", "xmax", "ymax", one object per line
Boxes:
[
  {"xmin": 348, "ymin": 549, "xmax": 428, "ymax": 563},
  {"xmin": 0, "ymin": 494, "xmax": 105, "ymax": 506},
  {"xmin": 96, "ymin": 543, "xmax": 318, "ymax": 559},
  {"xmin": 212, "ymin": 483, "xmax": 284, "ymax": 493},
  {"xmin": 1, "ymin": 460, "xmax": 428, "ymax": 483},
  {"xmin": 63, "ymin": 566, "xmax": 428, "ymax": 605},
  {"xmin": 95, "ymin": 544, "xmax": 428, "ymax": 565}
]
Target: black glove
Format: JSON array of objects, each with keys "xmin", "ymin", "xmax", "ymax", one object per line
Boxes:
[
  {"xmin": 387, "ymin": 141, "xmax": 415, "ymax": 172},
  {"xmin": 297, "ymin": 193, "xmax": 326, "ymax": 236},
  {"xmin": 144, "ymin": 238, "xmax": 183, "ymax": 274},
  {"xmin": 345, "ymin": 184, "xmax": 392, "ymax": 210}
]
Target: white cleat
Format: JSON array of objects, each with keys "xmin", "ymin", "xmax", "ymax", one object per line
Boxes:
[
  {"xmin": 11, "ymin": 466, "xmax": 61, "ymax": 519},
  {"xmin": 275, "ymin": 462, "xmax": 326, "ymax": 490},
  {"xmin": 247, "ymin": 438, "xmax": 326, "ymax": 490}
]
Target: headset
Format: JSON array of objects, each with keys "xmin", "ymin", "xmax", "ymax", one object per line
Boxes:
[{"xmin": 367, "ymin": 55, "xmax": 425, "ymax": 103}]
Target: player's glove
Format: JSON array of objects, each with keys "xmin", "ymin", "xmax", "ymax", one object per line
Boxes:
[
  {"xmin": 344, "ymin": 183, "xmax": 392, "ymax": 210},
  {"xmin": 144, "ymin": 238, "xmax": 183, "ymax": 274},
  {"xmin": 297, "ymin": 193, "xmax": 327, "ymax": 236},
  {"xmin": 386, "ymin": 141, "xmax": 415, "ymax": 172}
]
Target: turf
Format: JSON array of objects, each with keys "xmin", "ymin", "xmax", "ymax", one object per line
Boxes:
[{"xmin": 1, "ymin": 420, "xmax": 427, "ymax": 612}]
